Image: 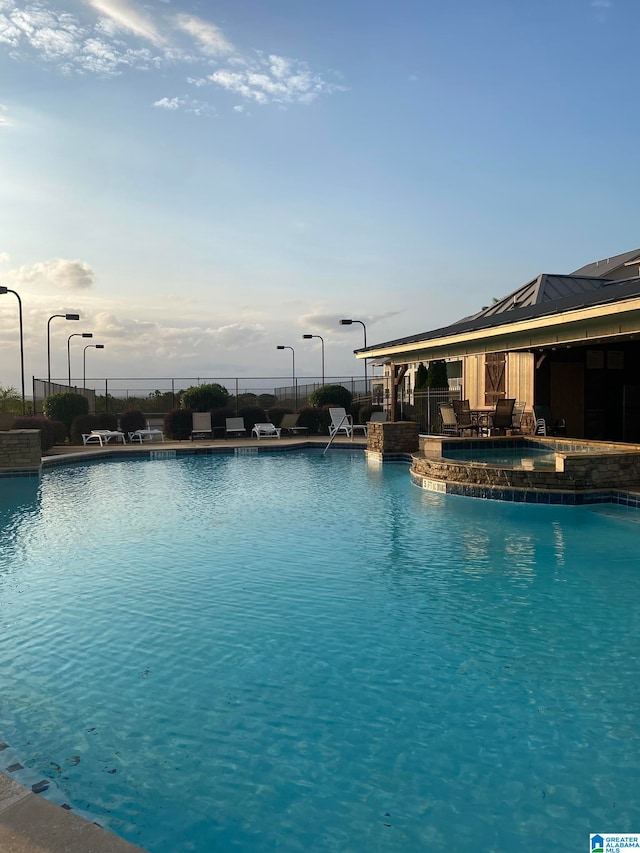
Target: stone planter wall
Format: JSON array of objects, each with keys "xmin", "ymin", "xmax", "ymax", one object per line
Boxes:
[
  {"xmin": 0, "ymin": 430, "xmax": 41, "ymax": 472},
  {"xmin": 368, "ymin": 421, "xmax": 419, "ymax": 457}
]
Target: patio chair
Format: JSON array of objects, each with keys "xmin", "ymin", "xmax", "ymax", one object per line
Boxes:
[
  {"xmin": 452, "ymin": 400, "xmax": 478, "ymax": 435},
  {"xmin": 439, "ymin": 402, "xmax": 461, "ymax": 436},
  {"xmin": 279, "ymin": 413, "xmax": 309, "ymax": 436},
  {"xmin": 533, "ymin": 405, "xmax": 566, "ymax": 437},
  {"xmin": 490, "ymin": 398, "xmax": 516, "ymax": 435},
  {"xmin": 509, "ymin": 401, "xmax": 526, "ymax": 435},
  {"xmin": 328, "ymin": 407, "xmax": 353, "ymax": 438},
  {"xmin": 225, "ymin": 417, "xmax": 246, "ymax": 438},
  {"xmin": 191, "ymin": 412, "xmax": 213, "ymax": 441},
  {"xmin": 252, "ymin": 423, "xmax": 281, "ymax": 439}
]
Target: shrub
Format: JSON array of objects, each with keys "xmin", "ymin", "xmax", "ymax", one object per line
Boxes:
[
  {"xmin": 308, "ymin": 384, "xmax": 353, "ymax": 409},
  {"xmin": 238, "ymin": 406, "xmax": 267, "ymax": 432},
  {"xmin": 296, "ymin": 406, "xmax": 323, "ymax": 434},
  {"xmin": 43, "ymin": 392, "xmax": 89, "ymax": 435},
  {"xmin": 120, "ymin": 408, "xmax": 146, "ymax": 435},
  {"xmin": 165, "ymin": 408, "xmax": 192, "ymax": 440},
  {"xmin": 70, "ymin": 414, "xmax": 100, "ymax": 445},
  {"xmin": 267, "ymin": 406, "xmax": 292, "ymax": 426},
  {"xmin": 96, "ymin": 412, "xmax": 118, "ymax": 430},
  {"xmin": 14, "ymin": 416, "xmax": 56, "ymax": 453},
  {"xmin": 426, "ymin": 360, "xmax": 448, "ymax": 388},
  {"xmin": 180, "ymin": 383, "xmax": 229, "ymax": 412},
  {"xmin": 358, "ymin": 405, "xmax": 383, "ymax": 424},
  {"xmin": 50, "ymin": 419, "xmax": 67, "ymax": 445},
  {"xmin": 415, "ymin": 362, "xmax": 428, "ymax": 391}
]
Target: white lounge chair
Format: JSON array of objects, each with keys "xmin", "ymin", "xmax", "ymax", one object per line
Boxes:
[
  {"xmin": 252, "ymin": 423, "xmax": 281, "ymax": 439},
  {"xmin": 225, "ymin": 417, "xmax": 246, "ymax": 438},
  {"xmin": 328, "ymin": 407, "xmax": 353, "ymax": 438},
  {"xmin": 82, "ymin": 429, "xmax": 126, "ymax": 446},
  {"xmin": 129, "ymin": 419, "xmax": 165, "ymax": 443},
  {"xmin": 191, "ymin": 412, "xmax": 213, "ymax": 441},
  {"xmin": 279, "ymin": 413, "xmax": 309, "ymax": 436}
]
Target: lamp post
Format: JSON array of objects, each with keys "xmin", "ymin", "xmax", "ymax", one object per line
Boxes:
[
  {"xmin": 0, "ymin": 285, "xmax": 25, "ymax": 414},
  {"xmin": 68, "ymin": 333, "xmax": 93, "ymax": 387},
  {"xmin": 83, "ymin": 344, "xmax": 104, "ymax": 390},
  {"xmin": 339, "ymin": 318, "xmax": 368, "ymax": 398},
  {"xmin": 302, "ymin": 334, "xmax": 325, "ymax": 386},
  {"xmin": 47, "ymin": 313, "xmax": 79, "ymax": 390},
  {"xmin": 276, "ymin": 345, "xmax": 296, "ymax": 408}
]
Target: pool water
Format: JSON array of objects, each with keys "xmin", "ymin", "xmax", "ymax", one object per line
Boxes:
[
  {"xmin": 443, "ymin": 447, "xmax": 558, "ymax": 469},
  {"xmin": 0, "ymin": 452, "xmax": 639, "ymax": 852}
]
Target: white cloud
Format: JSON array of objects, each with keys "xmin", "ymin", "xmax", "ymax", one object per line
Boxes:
[
  {"xmin": 153, "ymin": 95, "xmax": 215, "ymax": 116},
  {"xmin": 207, "ymin": 53, "xmax": 345, "ymax": 106},
  {"xmin": 0, "ymin": 252, "xmax": 10, "ymax": 263},
  {"xmin": 206, "ymin": 322, "xmax": 266, "ymax": 348},
  {"xmin": 87, "ymin": 0, "xmax": 165, "ymax": 45},
  {"xmin": 173, "ymin": 13, "xmax": 232, "ymax": 56},
  {"xmin": 16, "ymin": 258, "xmax": 95, "ymax": 289},
  {"xmin": 0, "ymin": 103, "xmax": 9, "ymax": 126},
  {"xmin": 0, "ymin": 0, "xmax": 345, "ymax": 110}
]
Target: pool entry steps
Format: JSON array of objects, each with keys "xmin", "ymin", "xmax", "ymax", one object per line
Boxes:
[{"xmin": 412, "ymin": 435, "xmax": 640, "ymax": 505}]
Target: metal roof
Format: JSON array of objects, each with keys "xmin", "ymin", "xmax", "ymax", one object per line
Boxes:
[
  {"xmin": 570, "ymin": 248, "xmax": 640, "ymax": 277},
  {"xmin": 359, "ymin": 275, "xmax": 640, "ymax": 355}
]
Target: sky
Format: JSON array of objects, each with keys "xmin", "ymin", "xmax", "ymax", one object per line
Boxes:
[{"xmin": 1, "ymin": 0, "xmax": 640, "ymax": 392}]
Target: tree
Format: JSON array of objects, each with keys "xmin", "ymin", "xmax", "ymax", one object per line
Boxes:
[
  {"xmin": 415, "ymin": 363, "xmax": 428, "ymax": 391},
  {"xmin": 43, "ymin": 392, "xmax": 89, "ymax": 434},
  {"xmin": 180, "ymin": 383, "xmax": 229, "ymax": 412},
  {"xmin": 308, "ymin": 384, "xmax": 353, "ymax": 409},
  {"xmin": 0, "ymin": 385, "xmax": 22, "ymax": 414},
  {"xmin": 426, "ymin": 360, "xmax": 448, "ymax": 388}
]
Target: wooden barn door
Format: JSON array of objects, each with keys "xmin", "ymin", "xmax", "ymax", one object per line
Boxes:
[{"xmin": 484, "ymin": 352, "xmax": 506, "ymax": 407}]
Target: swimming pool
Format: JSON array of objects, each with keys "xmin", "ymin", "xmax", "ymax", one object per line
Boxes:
[{"xmin": 1, "ymin": 451, "xmax": 639, "ymax": 851}]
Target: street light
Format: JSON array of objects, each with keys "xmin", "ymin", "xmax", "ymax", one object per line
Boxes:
[
  {"xmin": 47, "ymin": 313, "xmax": 79, "ymax": 390},
  {"xmin": 276, "ymin": 345, "xmax": 296, "ymax": 408},
  {"xmin": 302, "ymin": 334, "xmax": 325, "ymax": 386},
  {"xmin": 339, "ymin": 318, "xmax": 368, "ymax": 398},
  {"xmin": 83, "ymin": 344, "xmax": 104, "ymax": 389},
  {"xmin": 0, "ymin": 285, "xmax": 25, "ymax": 414},
  {"xmin": 67, "ymin": 332, "xmax": 93, "ymax": 387}
]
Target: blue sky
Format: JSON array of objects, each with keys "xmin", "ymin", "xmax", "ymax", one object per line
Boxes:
[{"xmin": 1, "ymin": 0, "xmax": 639, "ymax": 389}]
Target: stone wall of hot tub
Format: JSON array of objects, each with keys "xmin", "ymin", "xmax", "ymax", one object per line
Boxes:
[
  {"xmin": 413, "ymin": 436, "xmax": 640, "ymax": 493},
  {"xmin": 0, "ymin": 429, "xmax": 41, "ymax": 472},
  {"xmin": 367, "ymin": 421, "xmax": 419, "ymax": 458}
]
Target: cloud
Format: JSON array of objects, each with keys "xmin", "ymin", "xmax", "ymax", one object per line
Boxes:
[
  {"xmin": 0, "ymin": 1, "xmax": 345, "ymax": 109},
  {"xmin": 591, "ymin": 0, "xmax": 612, "ymax": 21},
  {"xmin": 207, "ymin": 53, "xmax": 345, "ymax": 106},
  {"xmin": 299, "ymin": 311, "xmax": 402, "ymax": 334},
  {"xmin": 153, "ymin": 95, "xmax": 216, "ymax": 116},
  {"xmin": 205, "ymin": 322, "xmax": 266, "ymax": 348},
  {"xmin": 173, "ymin": 13, "xmax": 232, "ymax": 56},
  {"xmin": 16, "ymin": 258, "xmax": 95, "ymax": 289},
  {"xmin": 0, "ymin": 104, "xmax": 8, "ymax": 126},
  {"xmin": 0, "ymin": 252, "xmax": 10, "ymax": 263},
  {"xmin": 87, "ymin": 0, "xmax": 165, "ymax": 45}
]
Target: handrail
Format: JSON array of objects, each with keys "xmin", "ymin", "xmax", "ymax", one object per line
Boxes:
[{"xmin": 323, "ymin": 413, "xmax": 351, "ymax": 455}]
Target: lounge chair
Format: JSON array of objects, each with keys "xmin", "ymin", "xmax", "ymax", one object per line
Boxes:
[
  {"xmin": 128, "ymin": 419, "xmax": 165, "ymax": 444},
  {"xmin": 252, "ymin": 423, "xmax": 281, "ymax": 439},
  {"xmin": 191, "ymin": 412, "xmax": 213, "ymax": 441},
  {"xmin": 328, "ymin": 407, "xmax": 362, "ymax": 438},
  {"xmin": 225, "ymin": 417, "xmax": 246, "ymax": 438},
  {"xmin": 509, "ymin": 401, "xmax": 526, "ymax": 435},
  {"xmin": 82, "ymin": 429, "xmax": 126, "ymax": 446},
  {"xmin": 439, "ymin": 402, "xmax": 464, "ymax": 436},
  {"xmin": 279, "ymin": 413, "xmax": 309, "ymax": 436}
]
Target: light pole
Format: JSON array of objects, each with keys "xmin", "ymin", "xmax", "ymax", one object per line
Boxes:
[
  {"xmin": 302, "ymin": 334, "xmax": 325, "ymax": 386},
  {"xmin": 339, "ymin": 318, "xmax": 368, "ymax": 399},
  {"xmin": 47, "ymin": 313, "xmax": 79, "ymax": 390},
  {"xmin": 68, "ymin": 332, "xmax": 92, "ymax": 387},
  {"xmin": 83, "ymin": 344, "xmax": 104, "ymax": 390},
  {"xmin": 277, "ymin": 345, "xmax": 296, "ymax": 409},
  {"xmin": 0, "ymin": 285, "xmax": 25, "ymax": 414}
]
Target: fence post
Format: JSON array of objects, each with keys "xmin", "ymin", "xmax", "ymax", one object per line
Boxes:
[{"xmin": 105, "ymin": 378, "xmax": 109, "ymax": 413}]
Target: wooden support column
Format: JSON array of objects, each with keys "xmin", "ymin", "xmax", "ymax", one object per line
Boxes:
[{"xmin": 390, "ymin": 364, "xmax": 408, "ymax": 422}]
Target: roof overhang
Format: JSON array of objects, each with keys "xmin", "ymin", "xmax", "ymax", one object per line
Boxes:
[{"xmin": 357, "ymin": 294, "xmax": 640, "ymax": 363}]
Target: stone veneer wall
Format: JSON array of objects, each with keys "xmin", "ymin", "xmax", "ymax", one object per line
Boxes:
[
  {"xmin": 413, "ymin": 438, "xmax": 640, "ymax": 492},
  {"xmin": 0, "ymin": 430, "xmax": 41, "ymax": 471},
  {"xmin": 368, "ymin": 421, "xmax": 419, "ymax": 456}
]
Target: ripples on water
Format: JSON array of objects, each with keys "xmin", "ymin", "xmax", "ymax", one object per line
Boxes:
[{"xmin": 0, "ymin": 452, "xmax": 638, "ymax": 852}]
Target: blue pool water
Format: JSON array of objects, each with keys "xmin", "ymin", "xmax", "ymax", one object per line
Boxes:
[
  {"xmin": 443, "ymin": 447, "xmax": 558, "ymax": 469},
  {"xmin": 0, "ymin": 451, "xmax": 639, "ymax": 851}
]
